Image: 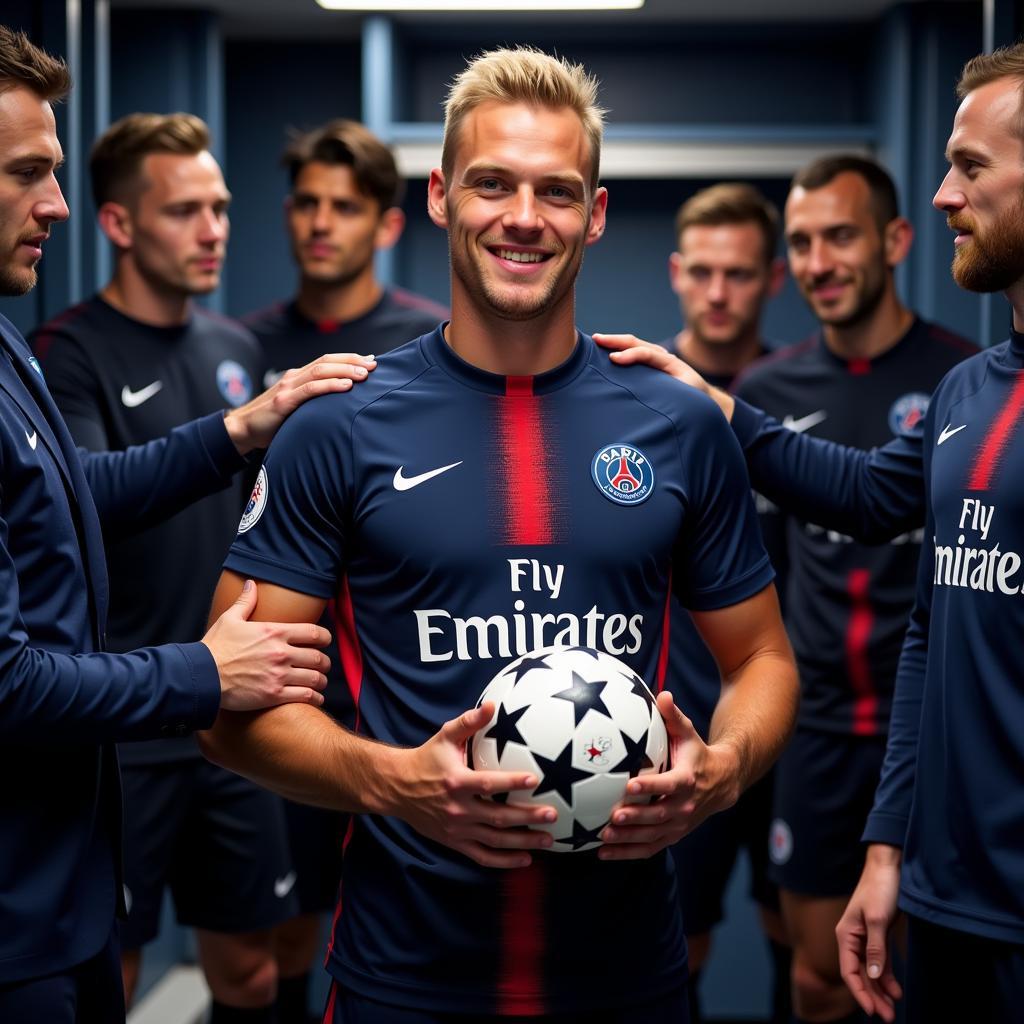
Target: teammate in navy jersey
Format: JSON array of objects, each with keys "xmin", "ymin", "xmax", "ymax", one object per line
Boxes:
[
  {"xmin": 243, "ymin": 122, "xmax": 448, "ymax": 1020},
  {"xmin": 595, "ymin": 42, "xmax": 1024, "ymax": 1024},
  {"xmin": 29, "ymin": 112, "xmax": 332, "ymax": 1023},
  {"xmin": 200, "ymin": 48, "xmax": 799, "ymax": 1023},
  {"xmin": 731, "ymin": 156, "xmax": 975, "ymax": 1024},
  {"xmin": 0, "ymin": 27, "xmax": 373, "ymax": 1023},
  {"xmin": 660, "ymin": 183, "xmax": 791, "ymax": 1024}
]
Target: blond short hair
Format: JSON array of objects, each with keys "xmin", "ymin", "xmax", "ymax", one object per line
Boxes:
[
  {"xmin": 90, "ymin": 112, "xmax": 211, "ymax": 206},
  {"xmin": 956, "ymin": 43, "xmax": 1024, "ymax": 140},
  {"xmin": 441, "ymin": 46, "xmax": 605, "ymax": 191}
]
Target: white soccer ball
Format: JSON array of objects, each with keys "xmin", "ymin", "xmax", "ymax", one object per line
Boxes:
[{"xmin": 469, "ymin": 645, "xmax": 670, "ymax": 853}]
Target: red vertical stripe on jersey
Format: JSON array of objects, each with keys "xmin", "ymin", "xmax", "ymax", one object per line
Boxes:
[
  {"xmin": 321, "ymin": 981, "xmax": 338, "ymax": 1023},
  {"xmin": 495, "ymin": 376, "xmax": 554, "ymax": 545},
  {"xmin": 845, "ymin": 568, "xmax": 878, "ymax": 736},
  {"xmin": 967, "ymin": 374, "xmax": 1024, "ymax": 491},
  {"xmin": 496, "ymin": 375, "xmax": 550, "ymax": 1014},
  {"xmin": 655, "ymin": 570, "xmax": 673, "ymax": 693},
  {"xmin": 331, "ymin": 577, "xmax": 364, "ymax": 707},
  {"xmin": 324, "ymin": 579, "xmax": 364, "ymax": 966},
  {"xmin": 497, "ymin": 864, "xmax": 547, "ymax": 1015}
]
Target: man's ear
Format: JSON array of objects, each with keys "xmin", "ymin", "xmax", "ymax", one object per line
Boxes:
[
  {"xmin": 427, "ymin": 168, "xmax": 449, "ymax": 229},
  {"xmin": 97, "ymin": 201, "xmax": 133, "ymax": 250},
  {"xmin": 884, "ymin": 216, "xmax": 914, "ymax": 268},
  {"xmin": 585, "ymin": 186, "xmax": 608, "ymax": 246},
  {"xmin": 375, "ymin": 206, "xmax": 406, "ymax": 251},
  {"xmin": 668, "ymin": 251, "xmax": 684, "ymax": 295}
]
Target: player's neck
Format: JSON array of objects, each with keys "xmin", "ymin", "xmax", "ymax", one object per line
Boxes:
[
  {"xmin": 676, "ymin": 328, "xmax": 762, "ymax": 379},
  {"xmin": 1005, "ymin": 281, "xmax": 1024, "ymax": 333},
  {"xmin": 102, "ymin": 266, "xmax": 192, "ymax": 327},
  {"xmin": 295, "ymin": 267, "xmax": 382, "ymax": 324},
  {"xmin": 821, "ymin": 289, "xmax": 913, "ymax": 362},
  {"xmin": 445, "ymin": 287, "xmax": 578, "ymax": 377}
]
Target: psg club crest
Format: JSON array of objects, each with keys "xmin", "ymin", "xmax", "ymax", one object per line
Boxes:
[
  {"xmin": 216, "ymin": 359, "xmax": 253, "ymax": 408},
  {"xmin": 591, "ymin": 443, "xmax": 654, "ymax": 506},
  {"xmin": 238, "ymin": 466, "xmax": 268, "ymax": 534},
  {"xmin": 593, "ymin": 442, "xmax": 655, "ymax": 505},
  {"xmin": 888, "ymin": 392, "xmax": 930, "ymax": 438}
]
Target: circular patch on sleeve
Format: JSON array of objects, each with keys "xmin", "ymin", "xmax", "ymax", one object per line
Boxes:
[
  {"xmin": 216, "ymin": 359, "xmax": 254, "ymax": 408},
  {"xmin": 238, "ymin": 466, "xmax": 268, "ymax": 533},
  {"xmin": 888, "ymin": 392, "xmax": 930, "ymax": 437},
  {"xmin": 591, "ymin": 444, "xmax": 655, "ymax": 505}
]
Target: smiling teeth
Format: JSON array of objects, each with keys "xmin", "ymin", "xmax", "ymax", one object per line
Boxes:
[{"xmin": 498, "ymin": 249, "xmax": 545, "ymax": 263}]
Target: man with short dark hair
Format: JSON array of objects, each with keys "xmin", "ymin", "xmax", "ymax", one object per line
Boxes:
[
  {"xmin": 661, "ymin": 182, "xmax": 791, "ymax": 1024},
  {"xmin": 0, "ymin": 25, "xmax": 361, "ymax": 1020},
  {"xmin": 242, "ymin": 120, "xmax": 447, "ymax": 1022},
  {"xmin": 245, "ymin": 119, "xmax": 447, "ymax": 388},
  {"xmin": 30, "ymin": 110, "xmax": 330, "ymax": 1023}
]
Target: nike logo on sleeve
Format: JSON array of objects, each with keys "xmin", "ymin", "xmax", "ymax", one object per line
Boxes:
[
  {"xmin": 937, "ymin": 422, "xmax": 967, "ymax": 445},
  {"xmin": 121, "ymin": 380, "xmax": 163, "ymax": 408},
  {"xmin": 782, "ymin": 409, "xmax": 828, "ymax": 433}
]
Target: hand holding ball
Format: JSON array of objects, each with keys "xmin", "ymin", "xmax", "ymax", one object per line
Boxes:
[{"xmin": 469, "ymin": 645, "xmax": 669, "ymax": 852}]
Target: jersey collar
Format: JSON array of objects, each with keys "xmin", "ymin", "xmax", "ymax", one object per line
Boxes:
[{"xmin": 421, "ymin": 324, "xmax": 591, "ymax": 396}]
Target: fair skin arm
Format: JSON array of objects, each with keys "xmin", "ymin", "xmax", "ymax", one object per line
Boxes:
[
  {"xmin": 836, "ymin": 844, "xmax": 904, "ymax": 1022},
  {"xmin": 599, "ymin": 584, "xmax": 797, "ymax": 859},
  {"xmin": 592, "ymin": 332, "xmax": 737, "ymax": 421},
  {"xmin": 198, "ymin": 572, "xmax": 558, "ymax": 869}
]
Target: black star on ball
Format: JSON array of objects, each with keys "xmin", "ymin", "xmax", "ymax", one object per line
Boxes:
[
  {"xmin": 610, "ymin": 727, "xmax": 652, "ymax": 777},
  {"xmin": 565, "ymin": 646, "xmax": 602, "ymax": 661},
  {"xmin": 531, "ymin": 739, "xmax": 590, "ymax": 806},
  {"xmin": 554, "ymin": 816, "xmax": 606, "ymax": 851},
  {"xmin": 503, "ymin": 655, "xmax": 552, "ymax": 684},
  {"xmin": 484, "ymin": 703, "xmax": 529, "ymax": 759},
  {"xmin": 552, "ymin": 671, "xmax": 613, "ymax": 726},
  {"xmin": 624, "ymin": 671, "xmax": 655, "ymax": 714}
]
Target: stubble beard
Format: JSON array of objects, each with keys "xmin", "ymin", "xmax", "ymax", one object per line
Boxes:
[
  {"xmin": 0, "ymin": 263, "xmax": 36, "ymax": 296},
  {"xmin": 449, "ymin": 237, "xmax": 582, "ymax": 323}
]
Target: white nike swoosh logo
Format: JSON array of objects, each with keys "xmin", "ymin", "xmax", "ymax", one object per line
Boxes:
[
  {"xmin": 121, "ymin": 380, "xmax": 163, "ymax": 408},
  {"xmin": 26, "ymin": 430, "xmax": 37, "ymax": 450},
  {"xmin": 782, "ymin": 410, "xmax": 828, "ymax": 434},
  {"xmin": 393, "ymin": 461, "xmax": 463, "ymax": 491},
  {"xmin": 274, "ymin": 871, "xmax": 296, "ymax": 898},
  {"xmin": 937, "ymin": 423, "xmax": 967, "ymax": 445}
]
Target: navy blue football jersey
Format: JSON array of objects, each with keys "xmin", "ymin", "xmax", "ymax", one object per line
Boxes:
[
  {"xmin": 865, "ymin": 328, "xmax": 1024, "ymax": 943},
  {"xmin": 734, "ymin": 319, "xmax": 975, "ymax": 736},
  {"xmin": 726, "ymin": 329, "xmax": 1024, "ymax": 943},
  {"xmin": 225, "ymin": 327, "xmax": 774, "ymax": 1014}
]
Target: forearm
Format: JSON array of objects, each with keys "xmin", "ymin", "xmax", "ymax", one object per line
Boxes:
[
  {"xmin": 706, "ymin": 645, "xmax": 798, "ymax": 797},
  {"xmin": 198, "ymin": 702, "xmax": 404, "ymax": 814},
  {"xmin": 731, "ymin": 398, "xmax": 925, "ymax": 542}
]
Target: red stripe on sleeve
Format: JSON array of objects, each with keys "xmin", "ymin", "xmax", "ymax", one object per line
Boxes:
[
  {"xmin": 331, "ymin": 577, "xmax": 364, "ymax": 707},
  {"xmin": 967, "ymin": 374, "xmax": 1024, "ymax": 491},
  {"xmin": 655, "ymin": 569, "xmax": 673, "ymax": 693},
  {"xmin": 845, "ymin": 568, "xmax": 878, "ymax": 736}
]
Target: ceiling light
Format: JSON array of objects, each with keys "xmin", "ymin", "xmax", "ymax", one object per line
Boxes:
[{"xmin": 316, "ymin": 1, "xmax": 644, "ymax": 10}]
